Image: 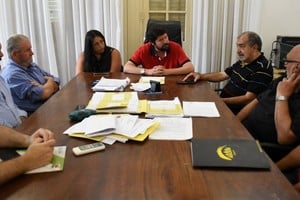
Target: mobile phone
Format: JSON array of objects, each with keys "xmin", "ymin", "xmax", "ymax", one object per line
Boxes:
[
  {"xmin": 72, "ymin": 142, "xmax": 105, "ymax": 156},
  {"xmin": 176, "ymin": 80, "xmax": 196, "ymax": 84}
]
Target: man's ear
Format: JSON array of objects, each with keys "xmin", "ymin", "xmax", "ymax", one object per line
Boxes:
[
  {"xmin": 11, "ymin": 51, "xmax": 18, "ymax": 58},
  {"xmin": 252, "ymin": 44, "xmax": 259, "ymax": 50}
]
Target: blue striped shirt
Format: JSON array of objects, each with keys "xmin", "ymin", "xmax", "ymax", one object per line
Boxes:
[
  {"xmin": 1, "ymin": 59, "xmax": 60, "ymax": 113},
  {"xmin": 0, "ymin": 76, "xmax": 27, "ymax": 127}
]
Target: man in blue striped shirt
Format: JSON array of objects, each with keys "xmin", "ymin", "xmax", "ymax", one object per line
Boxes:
[{"xmin": 1, "ymin": 34, "xmax": 60, "ymax": 115}]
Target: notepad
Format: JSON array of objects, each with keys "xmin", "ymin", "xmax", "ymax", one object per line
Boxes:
[{"xmin": 191, "ymin": 138, "xmax": 270, "ymax": 169}]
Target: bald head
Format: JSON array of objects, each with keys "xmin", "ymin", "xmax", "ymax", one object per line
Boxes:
[
  {"xmin": 284, "ymin": 44, "xmax": 300, "ymax": 78},
  {"xmin": 287, "ymin": 44, "xmax": 300, "ymax": 61}
]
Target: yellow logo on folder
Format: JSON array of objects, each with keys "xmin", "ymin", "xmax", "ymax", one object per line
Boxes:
[{"xmin": 216, "ymin": 145, "xmax": 236, "ymax": 161}]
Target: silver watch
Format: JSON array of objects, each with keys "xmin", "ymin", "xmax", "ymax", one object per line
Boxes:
[{"xmin": 276, "ymin": 95, "xmax": 288, "ymax": 101}]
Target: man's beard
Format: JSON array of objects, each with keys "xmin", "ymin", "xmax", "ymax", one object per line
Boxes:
[{"xmin": 156, "ymin": 43, "xmax": 169, "ymax": 51}]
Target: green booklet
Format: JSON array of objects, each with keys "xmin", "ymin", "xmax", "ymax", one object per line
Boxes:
[
  {"xmin": 16, "ymin": 146, "xmax": 67, "ymax": 174},
  {"xmin": 191, "ymin": 138, "xmax": 270, "ymax": 170}
]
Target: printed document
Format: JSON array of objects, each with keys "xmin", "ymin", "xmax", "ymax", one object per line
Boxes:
[
  {"xmin": 183, "ymin": 101, "xmax": 220, "ymax": 117},
  {"xmin": 149, "ymin": 117, "xmax": 193, "ymax": 140}
]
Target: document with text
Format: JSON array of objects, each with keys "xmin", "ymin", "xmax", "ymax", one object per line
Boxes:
[
  {"xmin": 149, "ymin": 117, "xmax": 193, "ymax": 140},
  {"xmin": 183, "ymin": 101, "xmax": 220, "ymax": 117}
]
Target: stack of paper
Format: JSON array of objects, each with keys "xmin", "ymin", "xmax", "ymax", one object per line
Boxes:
[
  {"xmin": 63, "ymin": 115, "xmax": 160, "ymax": 142},
  {"xmin": 145, "ymin": 97, "xmax": 184, "ymax": 118},
  {"xmin": 66, "ymin": 115, "xmax": 117, "ymax": 136},
  {"xmin": 92, "ymin": 77, "xmax": 130, "ymax": 92},
  {"xmin": 85, "ymin": 92, "xmax": 184, "ymax": 117},
  {"xmin": 86, "ymin": 92, "xmax": 138, "ymax": 111}
]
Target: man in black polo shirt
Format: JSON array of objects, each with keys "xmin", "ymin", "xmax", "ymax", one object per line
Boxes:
[
  {"xmin": 183, "ymin": 31, "xmax": 273, "ymax": 114},
  {"xmin": 237, "ymin": 45, "xmax": 300, "ymax": 160}
]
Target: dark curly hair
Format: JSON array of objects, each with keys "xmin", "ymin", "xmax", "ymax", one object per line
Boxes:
[{"xmin": 146, "ymin": 27, "xmax": 167, "ymax": 43}]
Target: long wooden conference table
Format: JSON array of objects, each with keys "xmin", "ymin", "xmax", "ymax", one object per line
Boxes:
[{"xmin": 0, "ymin": 72, "xmax": 299, "ymax": 199}]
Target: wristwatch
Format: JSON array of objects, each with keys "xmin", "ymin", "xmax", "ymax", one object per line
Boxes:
[
  {"xmin": 276, "ymin": 95, "xmax": 288, "ymax": 101},
  {"xmin": 140, "ymin": 68, "xmax": 145, "ymax": 75}
]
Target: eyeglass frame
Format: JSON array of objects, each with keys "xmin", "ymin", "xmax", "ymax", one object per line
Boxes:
[{"xmin": 283, "ymin": 58, "xmax": 300, "ymax": 65}]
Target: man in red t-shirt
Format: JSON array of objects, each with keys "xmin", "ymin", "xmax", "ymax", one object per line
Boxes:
[{"xmin": 124, "ymin": 28, "xmax": 194, "ymax": 76}]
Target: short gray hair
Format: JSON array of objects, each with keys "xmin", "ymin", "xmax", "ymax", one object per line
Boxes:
[
  {"xmin": 7, "ymin": 34, "xmax": 29, "ymax": 58},
  {"xmin": 238, "ymin": 31, "xmax": 262, "ymax": 51}
]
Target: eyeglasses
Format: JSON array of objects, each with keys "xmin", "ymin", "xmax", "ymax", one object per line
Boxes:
[{"xmin": 283, "ymin": 58, "xmax": 300, "ymax": 65}]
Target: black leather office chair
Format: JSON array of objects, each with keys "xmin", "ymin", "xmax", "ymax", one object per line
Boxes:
[{"xmin": 144, "ymin": 19, "xmax": 182, "ymax": 46}]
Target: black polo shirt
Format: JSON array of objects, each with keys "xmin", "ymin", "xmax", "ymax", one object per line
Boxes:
[{"xmin": 221, "ymin": 53, "xmax": 273, "ymax": 113}]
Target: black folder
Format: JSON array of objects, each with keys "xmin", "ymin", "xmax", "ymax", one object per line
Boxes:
[{"xmin": 191, "ymin": 138, "xmax": 270, "ymax": 170}]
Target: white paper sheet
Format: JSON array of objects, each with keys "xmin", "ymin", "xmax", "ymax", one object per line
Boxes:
[
  {"xmin": 64, "ymin": 115, "xmax": 156, "ymax": 138},
  {"xmin": 183, "ymin": 101, "xmax": 220, "ymax": 117},
  {"xmin": 139, "ymin": 76, "xmax": 165, "ymax": 84},
  {"xmin": 149, "ymin": 117, "xmax": 193, "ymax": 140}
]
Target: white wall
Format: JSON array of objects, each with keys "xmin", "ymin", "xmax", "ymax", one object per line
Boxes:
[{"xmin": 260, "ymin": 0, "xmax": 300, "ymax": 59}]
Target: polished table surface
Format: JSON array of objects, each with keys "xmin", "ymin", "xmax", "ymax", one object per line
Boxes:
[{"xmin": 1, "ymin": 72, "xmax": 299, "ymax": 199}]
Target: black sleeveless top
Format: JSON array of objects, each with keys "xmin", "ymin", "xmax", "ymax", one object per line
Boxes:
[{"xmin": 83, "ymin": 46, "xmax": 114, "ymax": 73}]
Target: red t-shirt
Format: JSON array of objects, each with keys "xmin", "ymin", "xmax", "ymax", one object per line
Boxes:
[{"xmin": 129, "ymin": 41, "xmax": 190, "ymax": 69}]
